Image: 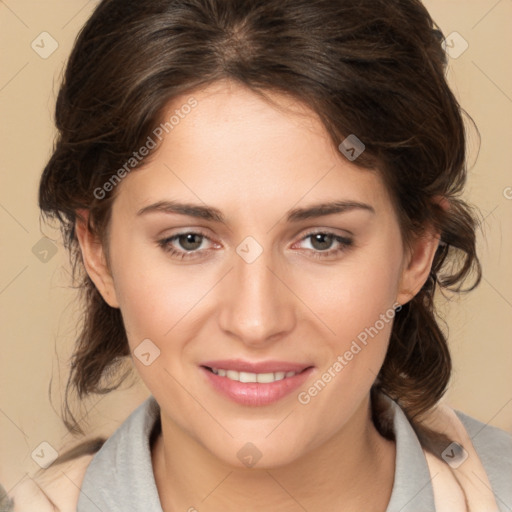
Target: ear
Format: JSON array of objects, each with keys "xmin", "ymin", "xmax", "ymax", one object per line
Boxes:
[
  {"xmin": 396, "ymin": 224, "xmax": 441, "ymax": 307},
  {"xmin": 75, "ymin": 209, "xmax": 120, "ymax": 308}
]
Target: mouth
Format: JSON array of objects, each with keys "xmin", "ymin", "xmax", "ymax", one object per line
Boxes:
[{"xmin": 200, "ymin": 360, "xmax": 314, "ymax": 406}]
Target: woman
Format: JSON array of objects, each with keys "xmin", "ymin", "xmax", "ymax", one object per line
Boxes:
[{"xmin": 8, "ymin": 0, "xmax": 512, "ymax": 511}]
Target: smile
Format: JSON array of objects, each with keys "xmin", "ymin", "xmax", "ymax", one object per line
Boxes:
[{"xmin": 200, "ymin": 361, "xmax": 314, "ymax": 406}]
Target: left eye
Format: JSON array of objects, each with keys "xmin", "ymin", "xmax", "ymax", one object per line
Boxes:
[
  {"xmin": 158, "ymin": 230, "xmax": 353, "ymax": 260},
  {"xmin": 294, "ymin": 231, "xmax": 353, "ymax": 259}
]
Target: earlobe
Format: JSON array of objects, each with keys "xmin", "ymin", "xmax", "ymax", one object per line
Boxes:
[
  {"xmin": 396, "ymin": 228, "xmax": 441, "ymax": 306},
  {"xmin": 75, "ymin": 209, "xmax": 120, "ymax": 308}
]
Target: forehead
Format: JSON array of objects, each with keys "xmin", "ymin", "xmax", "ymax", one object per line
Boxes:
[{"xmin": 114, "ymin": 80, "xmax": 390, "ymax": 219}]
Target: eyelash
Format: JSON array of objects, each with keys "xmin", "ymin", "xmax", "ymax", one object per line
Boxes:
[{"xmin": 157, "ymin": 230, "xmax": 353, "ymax": 261}]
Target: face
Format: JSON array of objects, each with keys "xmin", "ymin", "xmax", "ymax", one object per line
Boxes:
[{"xmin": 79, "ymin": 79, "xmax": 435, "ymax": 468}]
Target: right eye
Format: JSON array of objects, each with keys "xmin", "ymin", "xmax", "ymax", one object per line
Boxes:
[{"xmin": 158, "ymin": 231, "xmax": 217, "ymax": 260}]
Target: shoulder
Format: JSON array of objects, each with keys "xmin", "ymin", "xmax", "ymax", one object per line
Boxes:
[
  {"xmin": 10, "ymin": 454, "xmax": 94, "ymax": 512},
  {"xmin": 417, "ymin": 400, "xmax": 511, "ymax": 511},
  {"xmin": 454, "ymin": 408, "xmax": 512, "ymax": 455},
  {"xmin": 454, "ymin": 409, "xmax": 512, "ymax": 507}
]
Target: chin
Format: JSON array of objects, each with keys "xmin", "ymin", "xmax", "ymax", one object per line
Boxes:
[{"xmin": 203, "ymin": 431, "xmax": 313, "ymax": 471}]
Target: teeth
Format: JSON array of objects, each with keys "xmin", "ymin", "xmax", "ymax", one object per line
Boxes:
[
  {"xmin": 210, "ymin": 368, "xmax": 298, "ymax": 383},
  {"xmin": 226, "ymin": 370, "xmax": 239, "ymax": 381},
  {"xmin": 257, "ymin": 372, "xmax": 276, "ymax": 383},
  {"xmin": 239, "ymin": 371, "xmax": 257, "ymax": 383}
]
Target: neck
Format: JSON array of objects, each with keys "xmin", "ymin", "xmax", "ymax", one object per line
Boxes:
[{"xmin": 152, "ymin": 394, "xmax": 395, "ymax": 512}]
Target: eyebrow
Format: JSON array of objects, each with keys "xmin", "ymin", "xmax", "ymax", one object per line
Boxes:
[{"xmin": 136, "ymin": 199, "xmax": 375, "ymax": 223}]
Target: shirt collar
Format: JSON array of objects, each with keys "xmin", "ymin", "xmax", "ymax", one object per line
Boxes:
[
  {"xmin": 78, "ymin": 396, "xmax": 163, "ymax": 512},
  {"xmin": 382, "ymin": 394, "xmax": 436, "ymax": 511}
]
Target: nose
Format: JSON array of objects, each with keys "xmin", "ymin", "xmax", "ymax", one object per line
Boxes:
[{"xmin": 217, "ymin": 242, "xmax": 297, "ymax": 348}]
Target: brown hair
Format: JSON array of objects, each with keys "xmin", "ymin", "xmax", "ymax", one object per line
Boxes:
[{"xmin": 40, "ymin": 0, "xmax": 481, "ymax": 458}]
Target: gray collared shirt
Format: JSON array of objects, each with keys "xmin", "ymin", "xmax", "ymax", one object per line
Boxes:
[{"xmin": 77, "ymin": 395, "xmax": 512, "ymax": 512}]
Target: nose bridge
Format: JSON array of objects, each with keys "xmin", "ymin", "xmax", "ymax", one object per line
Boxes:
[{"xmin": 218, "ymin": 238, "xmax": 294, "ymax": 344}]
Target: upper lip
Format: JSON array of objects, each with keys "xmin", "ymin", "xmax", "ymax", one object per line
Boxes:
[{"xmin": 201, "ymin": 359, "xmax": 313, "ymax": 374}]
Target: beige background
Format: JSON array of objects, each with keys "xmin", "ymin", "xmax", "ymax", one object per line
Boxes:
[{"xmin": 1, "ymin": 0, "xmax": 511, "ymax": 492}]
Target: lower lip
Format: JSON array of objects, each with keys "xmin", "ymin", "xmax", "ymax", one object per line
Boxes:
[{"xmin": 201, "ymin": 366, "xmax": 314, "ymax": 406}]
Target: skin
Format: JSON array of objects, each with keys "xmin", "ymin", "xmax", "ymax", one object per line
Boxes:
[{"xmin": 76, "ymin": 79, "xmax": 440, "ymax": 511}]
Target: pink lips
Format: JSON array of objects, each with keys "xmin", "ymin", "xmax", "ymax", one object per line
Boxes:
[{"xmin": 200, "ymin": 359, "xmax": 314, "ymax": 406}]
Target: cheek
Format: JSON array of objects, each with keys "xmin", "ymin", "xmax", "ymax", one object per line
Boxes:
[
  {"xmin": 308, "ymin": 242, "xmax": 402, "ymax": 348},
  {"xmin": 108, "ymin": 230, "xmax": 220, "ymax": 367},
  {"xmin": 114, "ymin": 274, "xmax": 199, "ymax": 357},
  {"xmin": 293, "ymin": 262, "xmax": 400, "ymax": 444},
  {"xmin": 297, "ymin": 234, "xmax": 403, "ymax": 402},
  {"xmin": 107, "ymin": 230, "xmax": 180, "ymax": 346}
]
